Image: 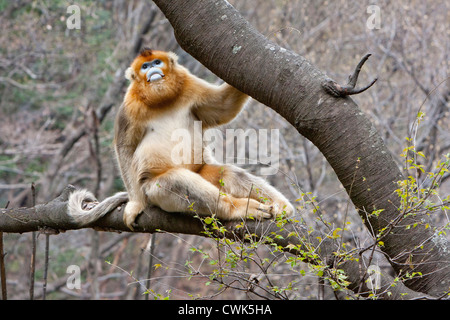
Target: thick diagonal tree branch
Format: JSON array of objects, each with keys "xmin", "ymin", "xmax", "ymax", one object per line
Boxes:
[{"xmin": 150, "ymin": 0, "xmax": 450, "ymax": 296}]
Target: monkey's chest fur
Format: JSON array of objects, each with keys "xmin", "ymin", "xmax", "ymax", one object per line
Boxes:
[{"xmin": 133, "ymin": 106, "xmax": 209, "ymax": 177}]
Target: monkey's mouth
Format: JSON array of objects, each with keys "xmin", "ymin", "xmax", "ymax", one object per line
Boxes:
[{"xmin": 146, "ymin": 68, "xmax": 165, "ymax": 83}]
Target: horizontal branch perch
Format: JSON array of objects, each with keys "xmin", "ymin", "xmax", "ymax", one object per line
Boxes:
[
  {"xmin": 0, "ymin": 185, "xmax": 205, "ymax": 235},
  {"xmin": 0, "ymin": 185, "xmax": 430, "ymax": 299}
]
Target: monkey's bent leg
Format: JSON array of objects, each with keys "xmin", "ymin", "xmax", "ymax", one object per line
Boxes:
[
  {"xmin": 143, "ymin": 168, "xmax": 273, "ymax": 220},
  {"xmin": 198, "ymin": 164, "xmax": 295, "ymax": 218}
]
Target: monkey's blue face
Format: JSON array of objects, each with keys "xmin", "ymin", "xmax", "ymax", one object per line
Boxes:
[
  {"xmin": 127, "ymin": 49, "xmax": 178, "ymax": 85},
  {"xmin": 141, "ymin": 59, "xmax": 165, "ymax": 83}
]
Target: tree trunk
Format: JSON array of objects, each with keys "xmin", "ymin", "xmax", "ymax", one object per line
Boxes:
[{"xmin": 152, "ymin": 0, "xmax": 450, "ymax": 296}]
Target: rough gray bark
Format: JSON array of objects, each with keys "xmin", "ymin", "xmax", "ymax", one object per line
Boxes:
[{"xmin": 150, "ymin": 0, "xmax": 449, "ymax": 296}]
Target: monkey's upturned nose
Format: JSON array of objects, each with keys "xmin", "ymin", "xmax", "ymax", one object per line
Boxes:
[{"xmin": 146, "ymin": 67, "xmax": 165, "ymax": 82}]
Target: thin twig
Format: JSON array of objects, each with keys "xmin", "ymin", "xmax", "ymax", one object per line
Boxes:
[
  {"xmin": 0, "ymin": 232, "xmax": 5, "ymax": 300},
  {"xmin": 0, "ymin": 201, "xmax": 8, "ymax": 300},
  {"xmin": 29, "ymin": 183, "xmax": 37, "ymax": 300},
  {"xmin": 42, "ymin": 234, "xmax": 50, "ymax": 300},
  {"xmin": 322, "ymin": 53, "xmax": 377, "ymax": 97},
  {"xmin": 145, "ymin": 233, "xmax": 157, "ymax": 300}
]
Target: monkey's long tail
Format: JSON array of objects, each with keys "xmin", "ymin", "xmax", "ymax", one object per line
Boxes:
[{"xmin": 67, "ymin": 190, "xmax": 128, "ymax": 226}]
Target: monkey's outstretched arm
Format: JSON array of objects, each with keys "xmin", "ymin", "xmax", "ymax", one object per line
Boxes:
[
  {"xmin": 191, "ymin": 79, "xmax": 249, "ymax": 128},
  {"xmin": 67, "ymin": 190, "xmax": 128, "ymax": 226}
]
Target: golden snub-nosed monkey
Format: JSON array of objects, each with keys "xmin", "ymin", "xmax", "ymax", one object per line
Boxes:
[{"xmin": 68, "ymin": 48, "xmax": 294, "ymax": 230}]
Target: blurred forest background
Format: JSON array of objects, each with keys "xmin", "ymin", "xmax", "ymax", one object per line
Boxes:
[{"xmin": 0, "ymin": 0, "xmax": 448, "ymax": 299}]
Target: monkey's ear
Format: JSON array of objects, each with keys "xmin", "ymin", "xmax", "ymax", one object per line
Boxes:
[
  {"xmin": 125, "ymin": 67, "xmax": 136, "ymax": 81},
  {"xmin": 168, "ymin": 52, "xmax": 178, "ymax": 64}
]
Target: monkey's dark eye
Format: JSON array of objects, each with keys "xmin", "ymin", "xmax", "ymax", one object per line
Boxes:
[
  {"xmin": 141, "ymin": 63, "xmax": 150, "ymax": 70},
  {"xmin": 153, "ymin": 59, "xmax": 162, "ymax": 66}
]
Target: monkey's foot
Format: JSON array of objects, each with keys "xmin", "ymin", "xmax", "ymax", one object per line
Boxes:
[
  {"xmin": 123, "ymin": 201, "xmax": 145, "ymax": 230},
  {"xmin": 230, "ymin": 198, "xmax": 273, "ymax": 220},
  {"xmin": 270, "ymin": 201, "xmax": 295, "ymax": 218}
]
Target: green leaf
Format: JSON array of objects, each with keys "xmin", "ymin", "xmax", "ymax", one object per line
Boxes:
[{"xmin": 204, "ymin": 217, "xmax": 214, "ymax": 224}]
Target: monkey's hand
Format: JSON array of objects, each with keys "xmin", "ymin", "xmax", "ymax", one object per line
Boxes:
[{"xmin": 123, "ymin": 201, "xmax": 146, "ymax": 230}]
